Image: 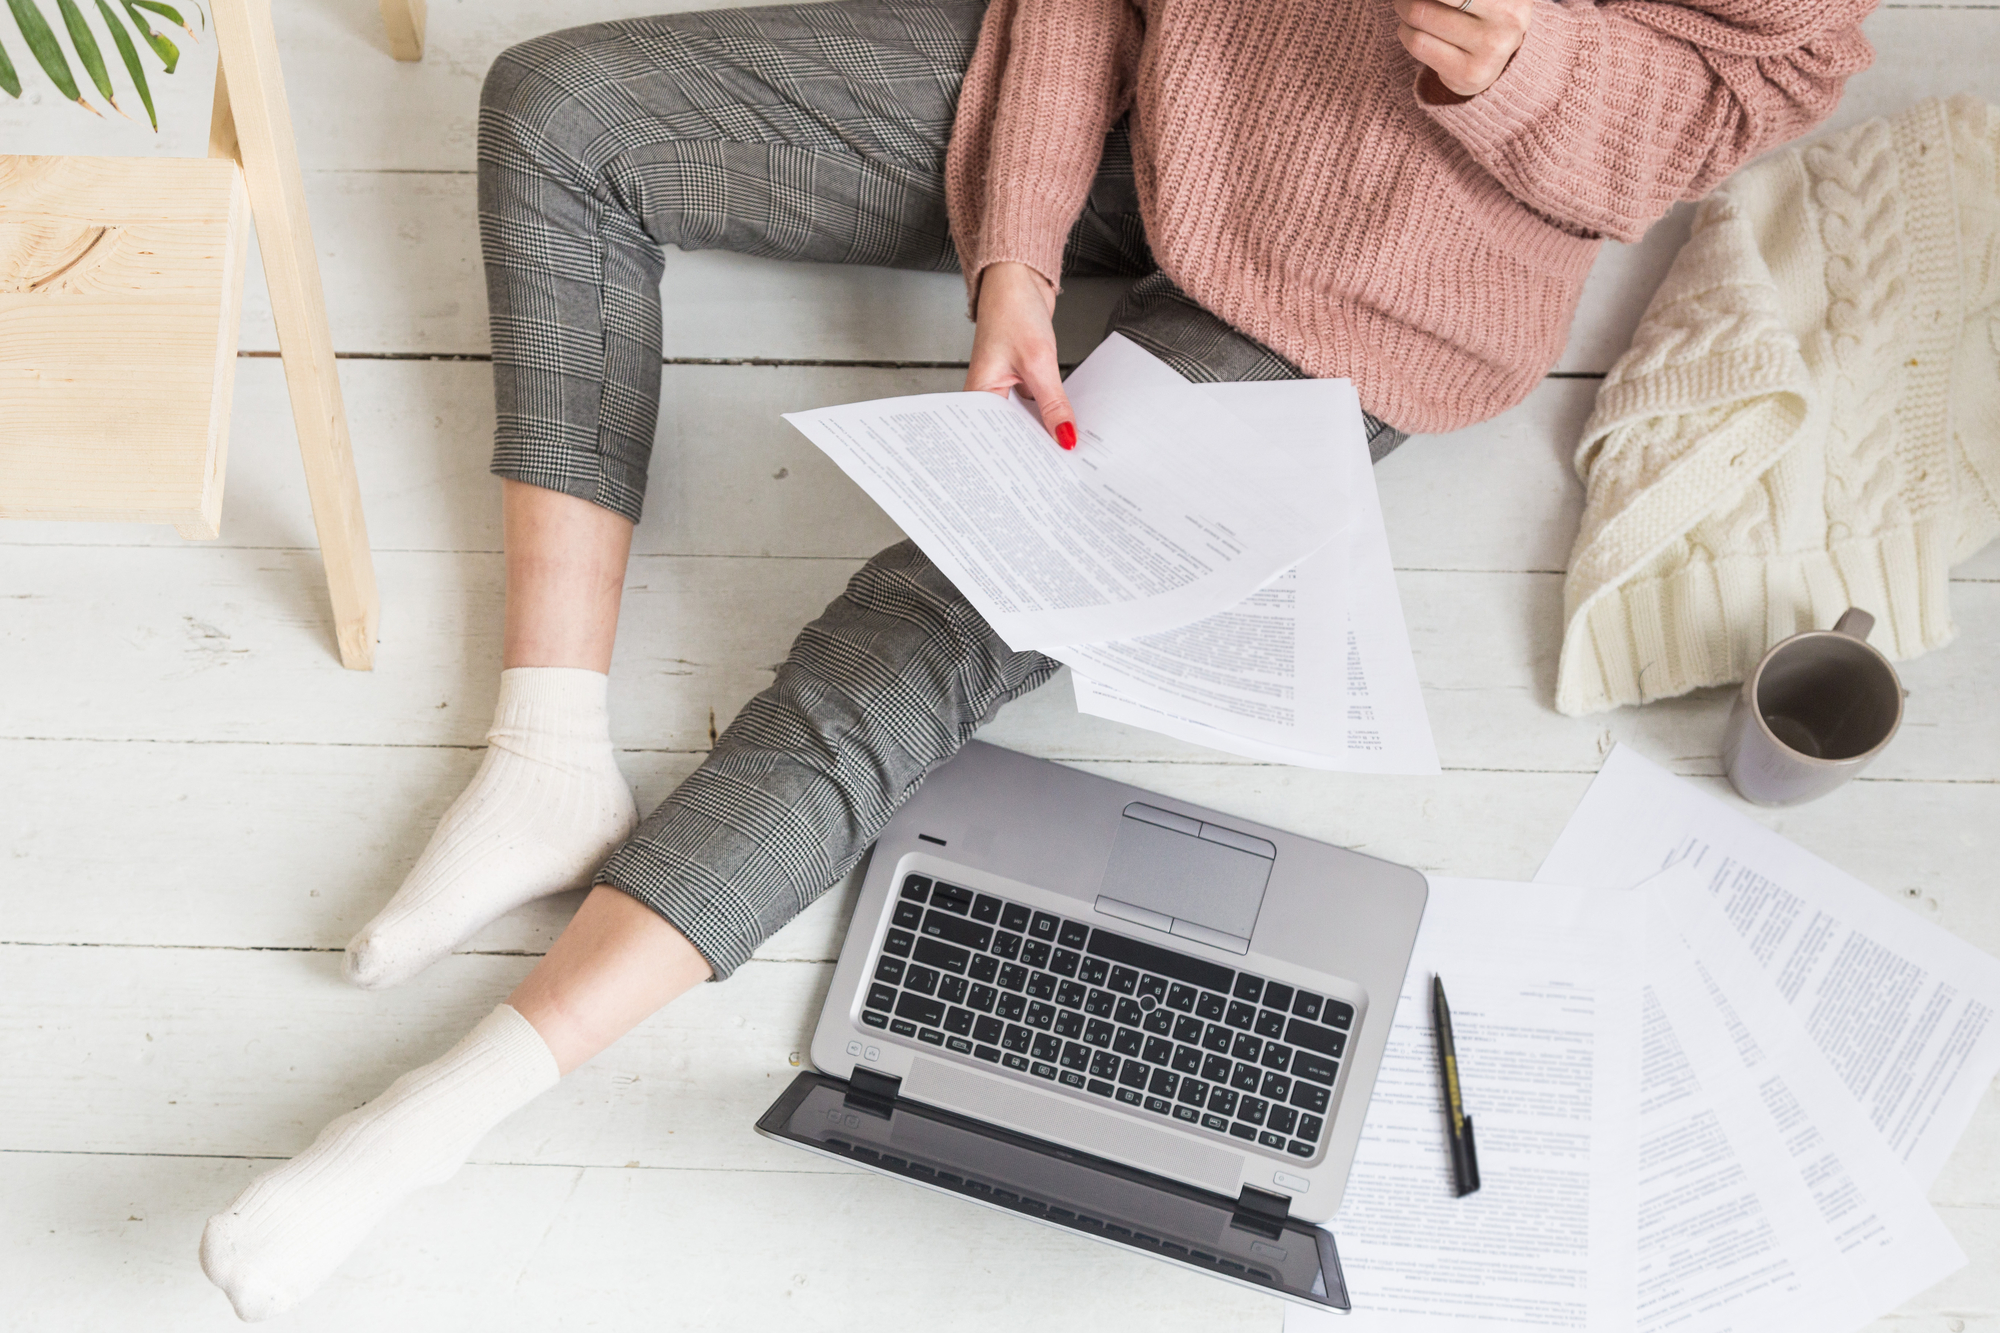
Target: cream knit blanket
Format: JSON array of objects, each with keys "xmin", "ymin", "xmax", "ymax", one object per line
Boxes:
[{"xmin": 1556, "ymin": 95, "xmax": 2000, "ymax": 715}]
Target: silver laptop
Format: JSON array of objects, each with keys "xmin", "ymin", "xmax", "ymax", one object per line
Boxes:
[{"xmin": 756, "ymin": 741, "xmax": 1427, "ymax": 1311}]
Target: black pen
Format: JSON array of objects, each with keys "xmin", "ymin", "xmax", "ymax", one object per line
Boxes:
[{"xmin": 1432, "ymin": 975, "xmax": 1481, "ymax": 1197}]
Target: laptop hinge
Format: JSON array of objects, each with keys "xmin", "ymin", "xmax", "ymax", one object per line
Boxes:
[
  {"xmin": 1230, "ymin": 1185, "xmax": 1292, "ymax": 1239},
  {"xmin": 843, "ymin": 1068, "xmax": 903, "ymax": 1120}
]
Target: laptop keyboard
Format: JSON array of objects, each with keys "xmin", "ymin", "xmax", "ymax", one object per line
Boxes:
[{"xmin": 860, "ymin": 874, "xmax": 1353, "ymax": 1162}]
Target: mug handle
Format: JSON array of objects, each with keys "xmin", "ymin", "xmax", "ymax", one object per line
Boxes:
[{"xmin": 1833, "ymin": 607, "xmax": 1875, "ymax": 641}]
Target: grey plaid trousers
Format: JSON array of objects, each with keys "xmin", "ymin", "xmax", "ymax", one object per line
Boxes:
[{"xmin": 478, "ymin": 0, "xmax": 1407, "ymax": 977}]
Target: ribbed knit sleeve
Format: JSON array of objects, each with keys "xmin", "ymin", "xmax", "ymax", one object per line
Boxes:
[
  {"xmin": 1421, "ymin": 0, "xmax": 1877, "ymax": 243},
  {"xmin": 945, "ymin": 0, "xmax": 1141, "ymax": 313}
]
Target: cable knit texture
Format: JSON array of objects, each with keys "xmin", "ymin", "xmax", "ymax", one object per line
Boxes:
[
  {"xmin": 1555, "ymin": 96, "xmax": 2000, "ymax": 714},
  {"xmin": 945, "ymin": 0, "xmax": 1875, "ymax": 433}
]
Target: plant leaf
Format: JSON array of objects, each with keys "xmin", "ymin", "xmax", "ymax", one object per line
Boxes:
[
  {"xmin": 95, "ymin": 0, "xmax": 150, "ymax": 127},
  {"xmin": 56, "ymin": 0, "xmax": 117, "ymax": 108},
  {"xmin": 5, "ymin": 0, "xmax": 86, "ymax": 106},
  {"xmin": 118, "ymin": 0, "xmax": 174, "ymax": 70},
  {"xmin": 128, "ymin": 0, "xmax": 194, "ymax": 37},
  {"xmin": 0, "ymin": 36, "xmax": 21, "ymax": 98}
]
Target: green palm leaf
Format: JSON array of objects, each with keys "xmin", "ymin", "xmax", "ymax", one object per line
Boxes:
[
  {"xmin": 127, "ymin": 0, "xmax": 194, "ymax": 37},
  {"xmin": 119, "ymin": 0, "xmax": 176, "ymax": 72},
  {"xmin": 4, "ymin": 0, "xmax": 88, "ymax": 108},
  {"xmin": 94, "ymin": 0, "xmax": 150, "ymax": 127},
  {"xmin": 56, "ymin": 0, "xmax": 118, "ymax": 111},
  {"xmin": 0, "ymin": 36, "xmax": 23, "ymax": 98}
]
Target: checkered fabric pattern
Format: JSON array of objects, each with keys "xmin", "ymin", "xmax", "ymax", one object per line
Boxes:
[{"xmin": 481, "ymin": 0, "xmax": 1407, "ymax": 976}]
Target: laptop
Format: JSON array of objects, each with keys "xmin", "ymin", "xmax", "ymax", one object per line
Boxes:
[{"xmin": 756, "ymin": 741, "xmax": 1428, "ymax": 1310}]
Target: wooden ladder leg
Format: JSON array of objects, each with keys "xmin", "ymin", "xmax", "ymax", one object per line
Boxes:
[
  {"xmin": 209, "ymin": 0, "xmax": 379, "ymax": 670},
  {"xmin": 378, "ymin": 0, "xmax": 427, "ymax": 61}
]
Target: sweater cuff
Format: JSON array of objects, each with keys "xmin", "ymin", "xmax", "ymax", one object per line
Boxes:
[
  {"xmin": 1419, "ymin": 0, "xmax": 1581, "ymax": 158},
  {"xmin": 958, "ymin": 188, "xmax": 1075, "ymax": 317}
]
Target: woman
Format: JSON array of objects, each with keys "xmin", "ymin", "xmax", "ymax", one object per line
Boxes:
[{"xmin": 200, "ymin": 0, "xmax": 1873, "ymax": 1316}]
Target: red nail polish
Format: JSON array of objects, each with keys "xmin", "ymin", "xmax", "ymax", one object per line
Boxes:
[{"xmin": 1056, "ymin": 421, "xmax": 1077, "ymax": 451}]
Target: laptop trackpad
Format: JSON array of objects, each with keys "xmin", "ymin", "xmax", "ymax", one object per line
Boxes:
[{"xmin": 1095, "ymin": 804, "xmax": 1274, "ymax": 952}]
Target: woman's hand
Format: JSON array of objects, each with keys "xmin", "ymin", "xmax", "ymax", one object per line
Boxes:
[
  {"xmin": 1394, "ymin": 0, "xmax": 1532, "ymax": 102},
  {"xmin": 967, "ymin": 260, "xmax": 1077, "ymax": 450}
]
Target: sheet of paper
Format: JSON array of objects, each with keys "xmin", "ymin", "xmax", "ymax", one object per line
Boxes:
[
  {"xmin": 1287, "ymin": 878, "xmax": 1642, "ymax": 1333},
  {"xmin": 1067, "ymin": 381, "xmax": 1439, "ymax": 773},
  {"xmin": 1537, "ymin": 744, "xmax": 2000, "ymax": 1185},
  {"xmin": 783, "ymin": 334, "xmax": 1333, "ymax": 650},
  {"xmin": 1636, "ymin": 863, "xmax": 1965, "ymax": 1333}
]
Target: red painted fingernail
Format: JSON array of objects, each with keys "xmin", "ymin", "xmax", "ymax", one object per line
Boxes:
[{"xmin": 1056, "ymin": 421, "xmax": 1077, "ymax": 451}]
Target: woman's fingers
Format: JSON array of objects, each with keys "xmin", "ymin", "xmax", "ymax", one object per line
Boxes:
[
  {"xmin": 1018, "ymin": 351, "xmax": 1077, "ymax": 450},
  {"xmin": 966, "ymin": 261, "xmax": 1076, "ymax": 448},
  {"xmin": 1392, "ymin": 0, "xmax": 1531, "ymax": 98}
]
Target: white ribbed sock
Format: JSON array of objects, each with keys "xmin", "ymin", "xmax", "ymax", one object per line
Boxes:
[
  {"xmin": 346, "ymin": 667, "xmax": 638, "ymax": 991},
  {"xmin": 200, "ymin": 1005, "xmax": 560, "ymax": 1322}
]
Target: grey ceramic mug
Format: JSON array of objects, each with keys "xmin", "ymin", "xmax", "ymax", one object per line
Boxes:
[{"xmin": 1720, "ymin": 608, "xmax": 1904, "ymax": 806}]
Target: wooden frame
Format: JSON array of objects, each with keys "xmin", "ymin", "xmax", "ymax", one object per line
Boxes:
[{"xmin": 379, "ymin": 0, "xmax": 427, "ymax": 61}]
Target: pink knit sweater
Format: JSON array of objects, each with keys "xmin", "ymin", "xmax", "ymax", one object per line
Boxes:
[{"xmin": 945, "ymin": 0, "xmax": 1875, "ymax": 433}]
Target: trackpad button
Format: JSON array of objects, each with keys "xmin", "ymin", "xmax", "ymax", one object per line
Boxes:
[{"xmin": 1098, "ymin": 807, "xmax": 1273, "ymax": 941}]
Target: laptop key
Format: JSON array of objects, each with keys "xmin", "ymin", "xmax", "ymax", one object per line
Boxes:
[
  {"xmin": 946, "ymin": 1035, "xmax": 974, "ymax": 1055},
  {"xmin": 997, "ymin": 963, "xmax": 1029, "ymax": 993},
  {"xmin": 1195, "ymin": 992, "xmax": 1227, "ymax": 1021},
  {"xmin": 1135, "ymin": 973, "xmax": 1168, "ymax": 1002},
  {"xmin": 1029, "ymin": 912, "xmax": 1061, "ymax": 941},
  {"xmin": 1149, "ymin": 1069, "xmax": 1180, "ymax": 1098},
  {"xmin": 945, "ymin": 1007, "xmax": 975, "ymax": 1036},
  {"xmin": 1024, "ymin": 972, "xmax": 1056, "ymax": 1000},
  {"xmin": 891, "ymin": 1019, "xmax": 918, "ymax": 1037},
  {"xmin": 1232, "ymin": 1033, "xmax": 1262, "ymax": 1062},
  {"xmin": 967, "ymin": 984, "xmax": 997, "ymax": 1014},
  {"xmin": 1031, "ymin": 1033, "xmax": 1061, "ymax": 1062},
  {"xmin": 1239, "ymin": 1096, "xmax": 1269, "ymax": 1125},
  {"xmin": 1025, "ymin": 1002, "xmax": 1056, "ymax": 1030},
  {"xmin": 866, "ymin": 984, "xmax": 898, "ymax": 1012},
  {"xmin": 1059, "ymin": 1070, "xmax": 1087, "ymax": 1089},
  {"xmin": 1118, "ymin": 1059, "xmax": 1150, "ymax": 1089},
  {"xmin": 862, "ymin": 1010, "xmax": 888, "ymax": 1029},
  {"xmin": 1262, "ymin": 982, "xmax": 1296, "ymax": 1012},
  {"xmin": 1261, "ymin": 1044, "xmax": 1293, "ymax": 1073},
  {"xmin": 895, "ymin": 993, "xmax": 945, "ymax": 1026},
  {"xmin": 1287, "ymin": 1140, "xmax": 1316, "ymax": 1159},
  {"xmin": 1291, "ymin": 1082, "xmax": 1331, "ymax": 1114},
  {"xmin": 1113, "ymin": 1027, "xmax": 1145, "ymax": 1056},
  {"xmin": 1083, "ymin": 1019, "xmax": 1115, "ymax": 1047},
  {"xmin": 1144, "ymin": 1096, "xmax": 1174, "ymax": 1116},
  {"xmin": 874, "ymin": 957, "xmax": 905, "ymax": 985},
  {"xmin": 1286, "ymin": 1018, "xmax": 1347, "ymax": 1058},
  {"xmin": 975, "ymin": 1043, "xmax": 1002, "ymax": 1062},
  {"xmin": 995, "ymin": 993, "xmax": 1026, "ymax": 1021},
  {"xmin": 1202, "ymin": 1113, "xmax": 1229, "ymax": 1133},
  {"xmin": 1166, "ymin": 983, "xmax": 1199, "ymax": 1013},
  {"xmin": 1116, "ymin": 1086, "xmax": 1145, "ymax": 1106},
  {"xmin": 1030, "ymin": 1061, "xmax": 1058, "ymax": 1080},
  {"xmin": 991, "ymin": 931, "xmax": 1022, "ymax": 961},
  {"xmin": 1171, "ymin": 1045, "xmax": 1203, "ymax": 1075},
  {"xmin": 1052, "ymin": 1011, "xmax": 1084, "ymax": 1039},
  {"xmin": 1078, "ymin": 956, "xmax": 1110, "ymax": 986},
  {"xmin": 1297, "ymin": 1113, "xmax": 1325, "ymax": 1142},
  {"xmin": 968, "ymin": 954, "xmax": 999, "ymax": 983},
  {"xmin": 1232, "ymin": 974, "xmax": 1265, "ymax": 1004},
  {"xmin": 1090, "ymin": 1050, "xmax": 1121, "ymax": 1079},
  {"xmin": 1258, "ymin": 1130, "xmax": 1287, "ymax": 1151},
  {"xmin": 1049, "ymin": 949, "xmax": 1081, "ymax": 980},
  {"xmin": 892, "ymin": 900, "xmax": 923, "ymax": 929},
  {"xmin": 1055, "ymin": 980, "xmax": 1088, "ymax": 1008},
  {"xmin": 904, "ymin": 966, "xmax": 939, "ymax": 997},
  {"xmin": 931, "ymin": 883, "xmax": 974, "ymax": 915},
  {"xmin": 1084, "ymin": 989, "xmax": 1117, "ymax": 1018},
  {"xmin": 922, "ymin": 911, "xmax": 991, "ymax": 951},
  {"xmin": 1060, "ymin": 1042, "xmax": 1091, "ymax": 1070},
  {"xmin": 1108, "ymin": 966, "xmax": 1140, "ymax": 995},
  {"xmin": 1201, "ymin": 1023, "xmax": 1234, "ymax": 1054},
  {"xmin": 1173, "ymin": 1105, "xmax": 1201, "ymax": 1124},
  {"xmin": 1325, "ymin": 999, "xmax": 1356, "ymax": 1030},
  {"xmin": 1003, "ymin": 1052, "xmax": 1030, "ymax": 1071},
  {"xmin": 1021, "ymin": 940, "xmax": 1052, "ymax": 969},
  {"xmin": 971, "ymin": 893, "xmax": 1002, "ymax": 923},
  {"xmin": 1208, "ymin": 1088, "xmax": 1239, "ymax": 1118},
  {"xmin": 1177, "ymin": 1078, "xmax": 1210, "ymax": 1106},
  {"xmin": 1292, "ymin": 990, "xmax": 1323, "ymax": 1022},
  {"xmin": 901, "ymin": 875, "xmax": 932, "ymax": 902},
  {"xmin": 1229, "ymin": 1121, "xmax": 1258, "ymax": 1142},
  {"xmin": 999, "ymin": 902, "xmax": 1032, "ymax": 933},
  {"xmin": 1057, "ymin": 920, "xmax": 1091, "ymax": 949},
  {"xmin": 1224, "ymin": 1000, "xmax": 1257, "ymax": 1030},
  {"xmin": 1002, "ymin": 1025, "xmax": 1032, "ymax": 1053},
  {"xmin": 1143, "ymin": 1037, "xmax": 1174, "ymax": 1065},
  {"xmin": 1231, "ymin": 1062, "xmax": 1264, "ymax": 1092},
  {"xmin": 937, "ymin": 976, "xmax": 969, "ymax": 1005},
  {"xmin": 1261, "ymin": 1072, "xmax": 1292, "ymax": 1102},
  {"xmin": 1268, "ymin": 1106, "xmax": 1299, "ymax": 1136},
  {"xmin": 1173, "ymin": 1015, "xmax": 1204, "ymax": 1044},
  {"xmin": 973, "ymin": 1015, "xmax": 1005, "ymax": 1044},
  {"xmin": 1253, "ymin": 1009, "xmax": 1287, "ymax": 1039},
  {"xmin": 1114, "ymin": 998, "xmax": 1145, "ymax": 1026},
  {"xmin": 883, "ymin": 928, "xmax": 915, "ymax": 958},
  {"xmin": 1201, "ymin": 1053, "xmax": 1233, "ymax": 1083},
  {"xmin": 918, "ymin": 1027, "xmax": 945, "ymax": 1046},
  {"xmin": 1087, "ymin": 1078, "xmax": 1116, "ymax": 1098}
]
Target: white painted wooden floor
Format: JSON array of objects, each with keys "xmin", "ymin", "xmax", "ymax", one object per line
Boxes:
[{"xmin": 4, "ymin": 1, "xmax": 1998, "ymax": 1329}]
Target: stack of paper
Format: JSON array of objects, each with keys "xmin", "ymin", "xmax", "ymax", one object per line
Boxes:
[
  {"xmin": 783, "ymin": 335, "xmax": 1438, "ymax": 773},
  {"xmin": 1287, "ymin": 746, "xmax": 2000, "ymax": 1333}
]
